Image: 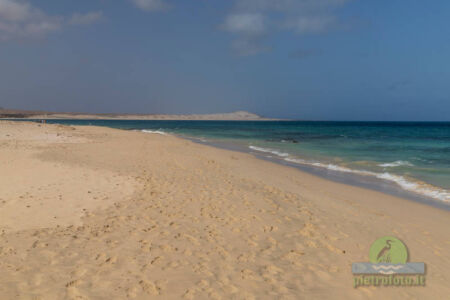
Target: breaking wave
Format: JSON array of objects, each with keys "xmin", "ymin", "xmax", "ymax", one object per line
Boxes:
[
  {"xmin": 142, "ymin": 129, "xmax": 168, "ymax": 135},
  {"xmin": 378, "ymin": 161, "xmax": 414, "ymax": 167},
  {"xmin": 249, "ymin": 146, "xmax": 450, "ymax": 203},
  {"xmin": 249, "ymin": 146, "xmax": 289, "ymax": 157}
]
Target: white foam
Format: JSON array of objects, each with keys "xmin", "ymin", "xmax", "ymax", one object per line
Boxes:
[
  {"xmin": 281, "ymin": 155, "xmax": 450, "ymax": 203},
  {"xmin": 249, "ymin": 146, "xmax": 289, "ymax": 157},
  {"xmin": 142, "ymin": 129, "xmax": 168, "ymax": 136},
  {"xmin": 284, "ymin": 157, "xmax": 375, "ymax": 177},
  {"xmin": 378, "ymin": 161, "xmax": 414, "ymax": 167},
  {"xmin": 375, "ymin": 173, "xmax": 450, "ymax": 202}
]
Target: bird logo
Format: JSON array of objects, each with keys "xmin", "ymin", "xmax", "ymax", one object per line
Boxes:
[
  {"xmin": 376, "ymin": 239, "xmax": 393, "ymax": 263},
  {"xmin": 369, "ymin": 236, "xmax": 408, "ymax": 264},
  {"xmin": 352, "ymin": 235, "xmax": 425, "ymax": 279}
]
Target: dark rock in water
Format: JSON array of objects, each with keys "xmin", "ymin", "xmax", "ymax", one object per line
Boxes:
[{"xmin": 281, "ymin": 138, "xmax": 299, "ymax": 143}]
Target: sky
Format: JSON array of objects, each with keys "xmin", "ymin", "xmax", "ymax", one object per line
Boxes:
[{"xmin": 0, "ymin": 0, "xmax": 449, "ymax": 121}]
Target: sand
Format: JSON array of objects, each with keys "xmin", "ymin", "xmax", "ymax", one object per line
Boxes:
[{"xmin": 0, "ymin": 121, "xmax": 449, "ymax": 299}]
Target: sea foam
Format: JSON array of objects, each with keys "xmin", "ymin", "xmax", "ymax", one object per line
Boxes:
[
  {"xmin": 378, "ymin": 161, "xmax": 414, "ymax": 167},
  {"xmin": 249, "ymin": 146, "xmax": 450, "ymax": 203},
  {"xmin": 142, "ymin": 129, "xmax": 168, "ymax": 135},
  {"xmin": 249, "ymin": 146, "xmax": 289, "ymax": 157}
]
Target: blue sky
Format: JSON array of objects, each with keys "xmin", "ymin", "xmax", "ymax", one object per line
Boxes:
[{"xmin": 0, "ymin": 0, "xmax": 449, "ymax": 120}]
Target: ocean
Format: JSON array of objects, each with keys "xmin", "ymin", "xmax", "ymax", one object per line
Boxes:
[{"xmin": 27, "ymin": 120, "xmax": 450, "ymax": 205}]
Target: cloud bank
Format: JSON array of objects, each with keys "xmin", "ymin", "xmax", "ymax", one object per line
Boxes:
[
  {"xmin": 68, "ymin": 11, "xmax": 103, "ymax": 26},
  {"xmin": 222, "ymin": 0, "xmax": 353, "ymax": 55},
  {"xmin": 0, "ymin": 0, "xmax": 102, "ymax": 40},
  {"xmin": 131, "ymin": 0, "xmax": 171, "ymax": 12}
]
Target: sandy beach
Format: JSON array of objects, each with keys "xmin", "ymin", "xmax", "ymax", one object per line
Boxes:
[{"xmin": 0, "ymin": 121, "xmax": 449, "ymax": 299}]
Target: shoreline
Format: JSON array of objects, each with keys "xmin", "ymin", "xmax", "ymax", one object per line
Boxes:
[
  {"xmin": 4, "ymin": 118, "xmax": 449, "ymax": 207},
  {"xmin": 5, "ymin": 118, "xmax": 449, "ymax": 208},
  {"xmin": 1, "ymin": 121, "xmax": 449, "ymax": 299},
  {"xmin": 0, "ymin": 110, "xmax": 277, "ymax": 121},
  {"xmin": 180, "ymin": 135, "xmax": 450, "ymax": 211}
]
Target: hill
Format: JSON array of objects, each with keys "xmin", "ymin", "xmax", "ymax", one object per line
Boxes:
[{"xmin": 0, "ymin": 109, "xmax": 273, "ymax": 120}]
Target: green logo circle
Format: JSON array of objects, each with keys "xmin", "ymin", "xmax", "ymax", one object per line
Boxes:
[{"xmin": 369, "ymin": 236, "xmax": 408, "ymax": 264}]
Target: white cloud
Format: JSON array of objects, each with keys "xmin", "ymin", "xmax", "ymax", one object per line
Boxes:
[
  {"xmin": 235, "ymin": 0, "xmax": 350, "ymax": 12},
  {"xmin": 0, "ymin": 0, "xmax": 32, "ymax": 22},
  {"xmin": 222, "ymin": 13, "xmax": 265, "ymax": 36},
  {"xmin": 131, "ymin": 0, "xmax": 170, "ymax": 12},
  {"xmin": 0, "ymin": 0, "xmax": 102, "ymax": 41},
  {"xmin": 284, "ymin": 15, "xmax": 336, "ymax": 34},
  {"xmin": 221, "ymin": 13, "xmax": 268, "ymax": 56},
  {"xmin": 0, "ymin": 0, "xmax": 62, "ymax": 40},
  {"xmin": 69, "ymin": 11, "xmax": 103, "ymax": 26},
  {"xmin": 222, "ymin": 0, "xmax": 353, "ymax": 55}
]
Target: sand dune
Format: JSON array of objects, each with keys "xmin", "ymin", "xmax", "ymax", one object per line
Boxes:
[
  {"xmin": 0, "ymin": 121, "xmax": 449, "ymax": 299},
  {"xmin": 0, "ymin": 110, "xmax": 272, "ymax": 120}
]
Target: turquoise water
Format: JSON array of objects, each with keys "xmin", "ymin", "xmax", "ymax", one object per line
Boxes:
[{"xmin": 33, "ymin": 120, "xmax": 450, "ymax": 202}]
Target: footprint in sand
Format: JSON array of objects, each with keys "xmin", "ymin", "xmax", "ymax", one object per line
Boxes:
[
  {"xmin": 183, "ymin": 288, "xmax": 197, "ymax": 299},
  {"xmin": 139, "ymin": 279, "xmax": 164, "ymax": 296}
]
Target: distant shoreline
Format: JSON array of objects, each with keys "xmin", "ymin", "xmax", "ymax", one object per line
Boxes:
[{"xmin": 0, "ymin": 110, "xmax": 279, "ymax": 121}]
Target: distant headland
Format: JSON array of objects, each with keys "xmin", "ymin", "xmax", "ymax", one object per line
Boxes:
[{"xmin": 0, "ymin": 109, "xmax": 276, "ymax": 121}]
